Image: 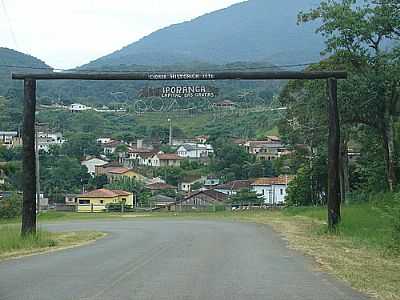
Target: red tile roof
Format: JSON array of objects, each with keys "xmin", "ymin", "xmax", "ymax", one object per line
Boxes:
[
  {"xmin": 146, "ymin": 182, "xmax": 177, "ymax": 190},
  {"xmin": 214, "ymin": 180, "xmax": 253, "ymax": 191},
  {"xmin": 129, "ymin": 148, "xmax": 153, "ymax": 153},
  {"xmin": 78, "ymin": 188, "xmax": 132, "ymax": 198},
  {"xmin": 251, "ymin": 176, "xmax": 294, "ymax": 186},
  {"xmin": 104, "ymin": 140, "xmax": 123, "ymax": 147},
  {"xmin": 105, "ymin": 167, "xmax": 131, "ymax": 174},
  {"xmin": 157, "ymin": 154, "xmax": 183, "ymax": 160}
]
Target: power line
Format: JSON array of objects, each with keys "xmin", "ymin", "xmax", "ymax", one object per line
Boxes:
[
  {"xmin": 0, "ymin": 64, "xmax": 54, "ymax": 70},
  {"xmin": 0, "ymin": 61, "xmax": 318, "ymax": 73},
  {"xmin": 1, "ymin": 0, "xmax": 19, "ymax": 50}
]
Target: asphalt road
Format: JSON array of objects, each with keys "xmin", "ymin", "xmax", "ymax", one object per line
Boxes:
[{"xmin": 0, "ymin": 220, "xmax": 368, "ymax": 300}]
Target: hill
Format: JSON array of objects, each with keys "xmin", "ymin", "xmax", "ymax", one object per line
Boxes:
[
  {"xmin": 83, "ymin": 0, "xmax": 324, "ymax": 68},
  {"xmin": 0, "ymin": 47, "xmax": 51, "ymax": 96}
]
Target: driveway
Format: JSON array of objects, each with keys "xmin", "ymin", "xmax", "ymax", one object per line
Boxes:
[{"xmin": 0, "ymin": 220, "xmax": 368, "ymax": 300}]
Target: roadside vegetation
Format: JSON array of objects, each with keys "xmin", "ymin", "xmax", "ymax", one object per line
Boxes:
[{"xmin": 0, "ymin": 225, "xmax": 105, "ymax": 261}]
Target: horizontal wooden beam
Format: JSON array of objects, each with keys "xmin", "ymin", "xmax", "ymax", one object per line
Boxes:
[{"xmin": 12, "ymin": 71, "xmax": 347, "ymax": 81}]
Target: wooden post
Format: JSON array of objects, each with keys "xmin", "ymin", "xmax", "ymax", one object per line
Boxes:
[
  {"xmin": 327, "ymin": 78, "xmax": 341, "ymax": 229},
  {"xmin": 21, "ymin": 79, "xmax": 37, "ymax": 236}
]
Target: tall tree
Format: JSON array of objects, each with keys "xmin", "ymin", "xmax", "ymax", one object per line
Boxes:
[{"xmin": 299, "ymin": 0, "xmax": 400, "ymax": 191}]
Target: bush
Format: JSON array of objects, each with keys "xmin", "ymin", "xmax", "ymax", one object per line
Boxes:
[
  {"xmin": 376, "ymin": 193, "xmax": 400, "ymax": 253},
  {"xmin": 0, "ymin": 193, "xmax": 22, "ymax": 219},
  {"xmin": 105, "ymin": 203, "xmax": 133, "ymax": 212},
  {"xmin": 389, "ymin": 197, "xmax": 400, "ymax": 253}
]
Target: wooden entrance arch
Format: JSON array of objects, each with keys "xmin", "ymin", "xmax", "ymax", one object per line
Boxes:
[{"xmin": 12, "ymin": 70, "xmax": 347, "ymax": 234}]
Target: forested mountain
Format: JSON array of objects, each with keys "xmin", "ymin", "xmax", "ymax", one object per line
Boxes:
[
  {"xmin": 83, "ymin": 0, "xmax": 324, "ymax": 68},
  {"xmin": 0, "ymin": 47, "xmax": 51, "ymax": 96},
  {"xmin": 40, "ymin": 61, "xmax": 282, "ymax": 104}
]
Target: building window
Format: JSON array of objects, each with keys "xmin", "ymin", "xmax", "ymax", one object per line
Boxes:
[
  {"xmin": 79, "ymin": 200, "xmax": 90, "ymax": 204},
  {"xmin": 280, "ymin": 189, "xmax": 284, "ymax": 195},
  {"xmin": 100, "ymin": 200, "xmax": 104, "ymax": 204}
]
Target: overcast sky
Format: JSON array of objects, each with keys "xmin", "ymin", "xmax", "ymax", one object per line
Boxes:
[{"xmin": 0, "ymin": 0, "xmax": 243, "ymax": 69}]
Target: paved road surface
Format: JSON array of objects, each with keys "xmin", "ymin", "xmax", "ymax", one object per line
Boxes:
[{"xmin": 0, "ymin": 220, "xmax": 368, "ymax": 300}]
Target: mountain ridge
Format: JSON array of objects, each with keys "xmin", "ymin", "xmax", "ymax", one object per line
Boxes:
[{"xmin": 83, "ymin": 0, "xmax": 324, "ymax": 68}]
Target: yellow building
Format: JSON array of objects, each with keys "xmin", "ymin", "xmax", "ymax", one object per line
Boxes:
[
  {"xmin": 96, "ymin": 166, "xmax": 147, "ymax": 183},
  {"xmin": 76, "ymin": 188, "xmax": 134, "ymax": 212}
]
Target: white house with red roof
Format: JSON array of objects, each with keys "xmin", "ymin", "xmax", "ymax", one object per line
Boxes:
[{"xmin": 251, "ymin": 176, "xmax": 294, "ymax": 205}]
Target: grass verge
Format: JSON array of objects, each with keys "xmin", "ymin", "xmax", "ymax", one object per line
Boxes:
[
  {"xmin": 232, "ymin": 207, "xmax": 400, "ymax": 300},
  {"xmin": 0, "ymin": 226, "xmax": 106, "ymax": 261}
]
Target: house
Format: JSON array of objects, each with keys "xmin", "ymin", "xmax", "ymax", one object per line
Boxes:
[
  {"xmin": 97, "ymin": 137, "xmax": 112, "ymax": 144},
  {"xmin": 137, "ymin": 152, "xmax": 156, "ymax": 167},
  {"xmin": 37, "ymin": 132, "xmax": 66, "ymax": 152},
  {"xmin": 171, "ymin": 190, "xmax": 228, "ymax": 211},
  {"xmin": 150, "ymin": 153, "xmax": 183, "ymax": 167},
  {"xmin": 204, "ymin": 176, "xmax": 220, "ymax": 188},
  {"xmin": 81, "ymin": 157, "xmax": 109, "ymax": 177},
  {"xmin": 0, "ymin": 131, "xmax": 21, "ymax": 148},
  {"xmin": 243, "ymin": 139, "xmax": 288, "ymax": 161},
  {"xmin": 214, "ymin": 180, "xmax": 253, "ymax": 196},
  {"xmin": 213, "ymin": 100, "xmax": 236, "ymax": 109},
  {"xmin": 176, "ymin": 143, "xmax": 214, "ymax": 159},
  {"xmin": 146, "ymin": 177, "xmax": 166, "ymax": 185},
  {"xmin": 64, "ymin": 194, "xmax": 78, "ymax": 206},
  {"xmin": 76, "ymin": 188, "xmax": 133, "ymax": 212},
  {"xmin": 103, "ymin": 140, "xmax": 124, "ymax": 155},
  {"xmin": 149, "ymin": 194, "xmax": 176, "ymax": 210},
  {"xmin": 0, "ymin": 169, "xmax": 6, "ymax": 186},
  {"xmin": 146, "ymin": 182, "xmax": 177, "ymax": 194},
  {"xmin": 119, "ymin": 147, "xmax": 155, "ymax": 168},
  {"xmin": 69, "ymin": 103, "xmax": 91, "ymax": 112},
  {"xmin": 195, "ymin": 135, "xmax": 209, "ymax": 144},
  {"xmin": 95, "ymin": 165, "xmax": 147, "ymax": 182},
  {"xmin": 179, "ymin": 175, "xmax": 206, "ymax": 193},
  {"xmin": 250, "ymin": 176, "xmax": 294, "ymax": 205},
  {"xmin": 265, "ymin": 136, "xmax": 281, "ymax": 143}
]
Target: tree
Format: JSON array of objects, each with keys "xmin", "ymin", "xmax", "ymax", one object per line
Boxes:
[
  {"xmin": 229, "ymin": 189, "xmax": 263, "ymax": 205},
  {"xmin": 0, "ymin": 193, "xmax": 22, "ymax": 219},
  {"xmin": 87, "ymin": 175, "xmax": 108, "ymax": 190},
  {"xmin": 154, "ymin": 167, "xmax": 184, "ymax": 186},
  {"xmin": 105, "ymin": 177, "xmax": 150, "ymax": 207},
  {"xmin": 299, "ymin": 0, "xmax": 400, "ymax": 191},
  {"xmin": 60, "ymin": 133, "xmax": 102, "ymax": 160},
  {"xmin": 40, "ymin": 156, "xmax": 89, "ymax": 202},
  {"xmin": 211, "ymin": 139, "xmax": 254, "ymax": 180}
]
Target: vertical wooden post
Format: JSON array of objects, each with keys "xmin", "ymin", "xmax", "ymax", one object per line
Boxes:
[
  {"xmin": 21, "ymin": 79, "xmax": 37, "ymax": 236},
  {"xmin": 327, "ymin": 78, "xmax": 341, "ymax": 229}
]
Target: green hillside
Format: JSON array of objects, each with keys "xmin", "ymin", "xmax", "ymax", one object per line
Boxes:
[{"xmin": 0, "ymin": 47, "xmax": 51, "ymax": 96}]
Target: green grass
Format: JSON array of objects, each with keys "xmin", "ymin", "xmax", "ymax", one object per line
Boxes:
[
  {"xmin": 0, "ymin": 225, "xmax": 106, "ymax": 261},
  {"xmin": 283, "ymin": 199, "xmax": 399, "ymax": 251},
  {"xmin": 0, "ymin": 226, "xmax": 57, "ymax": 255}
]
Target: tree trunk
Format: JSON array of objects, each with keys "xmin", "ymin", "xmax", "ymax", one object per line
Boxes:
[{"xmin": 382, "ymin": 111, "xmax": 397, "ymax": 192}]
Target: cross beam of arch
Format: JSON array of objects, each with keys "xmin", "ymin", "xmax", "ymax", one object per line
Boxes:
[{"xmin": 12, "ymin": 70, "xmax": 347, "ymax": 234}]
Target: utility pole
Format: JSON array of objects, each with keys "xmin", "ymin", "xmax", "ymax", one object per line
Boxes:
[{"xmin": 35, "ymin": 125, "xmax": 40, "ymax": 215}]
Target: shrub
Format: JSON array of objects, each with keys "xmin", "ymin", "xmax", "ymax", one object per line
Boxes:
[
  {"xmin": 378, "ymin": 193, "xmax": 400, "ymax": 253},
  {"xmin": 0, "ymin": 193, "xmax": 22, "ymax": 219}
]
